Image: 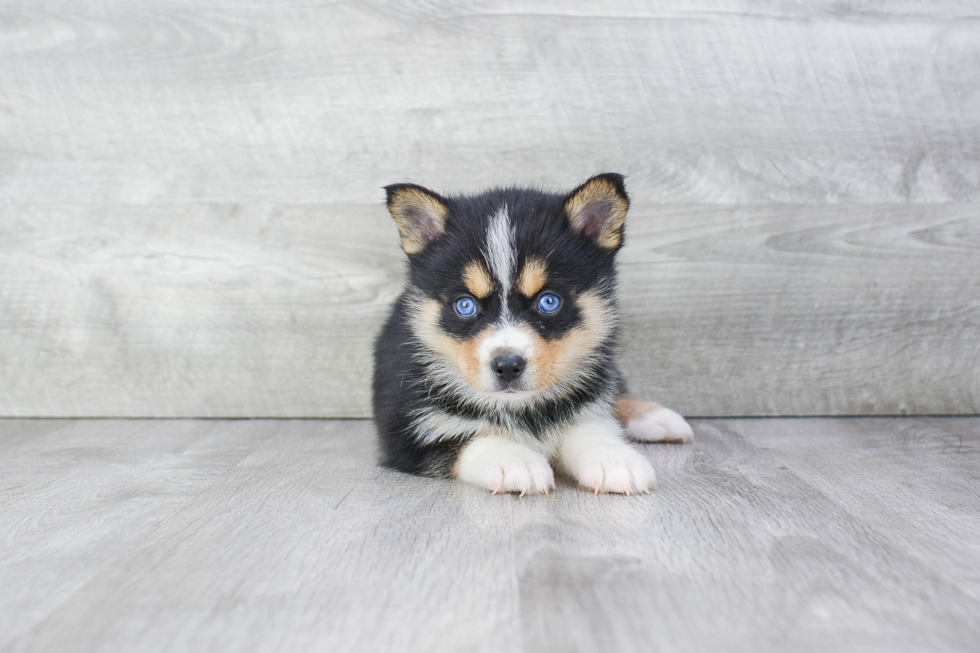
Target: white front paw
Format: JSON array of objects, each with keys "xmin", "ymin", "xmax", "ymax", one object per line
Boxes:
[
  {"xmin": 566, "ymin": 443, "xmax": 657, "ymax": 495},
  {"xmin": 456, "ymin": 436, "xmax": 555, "ymax": 496},
  {"xmin": 626, "ymin": 406, "xmax": 694, "ymax": 443}
]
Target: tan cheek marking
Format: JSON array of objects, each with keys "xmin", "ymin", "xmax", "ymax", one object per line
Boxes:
[
  {"xmin": 415, "ymin": 298, "xmax": 493, "ymax": 391},
  {"xmin": 463, "ymin": 261, "xmax": 493, "ymax": 299},
  {"xmin": 456, "ymin": 337, "xmax": 484, "ymax": 389},
  {"xmin": 613, "ymin": 397, "xmax": 663, "ymax": 426},
  {"xmin": 529, "ymin": 329, "xmax": 593, "ymax": 391},
  {"xmin": 517, "ymin": 257, "xmax": 548, "ymax": 297},
  {"xmin": 525, "ymin": 291, "xmax": 614, "ymax": 391}
]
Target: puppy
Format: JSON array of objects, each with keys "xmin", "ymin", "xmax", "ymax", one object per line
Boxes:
[{"xmin": 373, "ymin": 174, "xmax": 693, "ymax": 495}]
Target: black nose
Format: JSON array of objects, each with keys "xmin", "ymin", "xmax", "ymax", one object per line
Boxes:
[{"xmin": 492, "ymin": 354, "xmax": 526, "ymax": 383}]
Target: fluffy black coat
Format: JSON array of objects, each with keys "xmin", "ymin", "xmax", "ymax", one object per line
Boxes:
[{"xmin": 373, "ymin": 176, "xmax": 629, "ymax": 477}]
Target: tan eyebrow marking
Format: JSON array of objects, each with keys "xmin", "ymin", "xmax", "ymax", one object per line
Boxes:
[
  {"xmin": 463, "ymin": 260, "xmax": 493, "ymax": 299},
  {"xmin": 517, "ymin": 257, "xmax": 548, "ymax": 297}
]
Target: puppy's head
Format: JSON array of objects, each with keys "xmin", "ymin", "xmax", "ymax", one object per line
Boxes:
[{"xmin": 385, "ymin": 174, "xmax": 628, "ymax": 406}]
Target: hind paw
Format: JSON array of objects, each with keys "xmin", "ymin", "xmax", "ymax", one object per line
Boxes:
[{"xmin": 623, "ymin": 404, "xmax": 694, "ymax": 443}]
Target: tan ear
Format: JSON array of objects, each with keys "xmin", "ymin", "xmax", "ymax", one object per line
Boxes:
[
  {"xmin": 564, "ymin": 173, "xmax": 629, "ymax": 249},
  {"xmin": 384, "ymin": 183, "xmax": 450, "ymax": 255}
]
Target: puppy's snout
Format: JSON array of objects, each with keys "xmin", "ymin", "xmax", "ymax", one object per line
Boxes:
[{"xmin": 492, "ymin": 354, "xmax": 526, "ymax": 383}]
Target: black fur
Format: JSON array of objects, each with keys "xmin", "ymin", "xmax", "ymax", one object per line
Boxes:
[{"xmin": 373, "ymin": 176, "xmax": 628, "ymax": 477}]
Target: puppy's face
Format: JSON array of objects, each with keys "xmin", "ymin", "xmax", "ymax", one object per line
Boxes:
[{"xmin": 385, "ymin": 174, "xmax": 628, "ymax": 406}]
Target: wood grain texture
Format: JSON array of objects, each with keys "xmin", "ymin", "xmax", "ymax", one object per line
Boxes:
[
  {"xmin": 0, "ymin": 419, "xmax": 277, "ymax": 642},
  {"xmin": 2, "ymin": 417, "xmax": 979, "ymax": 652},
  {"xmin": 0, "ymin": 1, "xmax": 978, "ymax": 204},
  {"xmin": 1, "ymin": 202, "xmax": 977, "ymax": 417},
  {"xmin": 1, "ymin": 1, "xmax": 979, "ymax": 417}
]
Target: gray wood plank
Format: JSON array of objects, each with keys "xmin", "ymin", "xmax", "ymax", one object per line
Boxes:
[
  {"xmin": 618, "ymin": 204, "xmax": 980, "ymax": 416},
  {"xmin": 2, "ymin": 417, "xmax": 979, "ymax": 653},
  {"xmin": 2, "ymin": 203, "xmax": 977, "ymax": 417},
  {"xmin": 0, "ymin": 419, "xmax": 277, "ymax": 642},
  {"xmin": 0, "ymin": 1, "xmax": 977, "ymax": 205},
  {"xmin": 5, "ymin": 420, "xmax": 525, "ymax": 653},
  {"xmin": 521, "ymin": 418, "xmax": 980, "ymax": 653},
  {"xmin": 732, "ymin": 417, "xmax": 980, "ymax": 597}
]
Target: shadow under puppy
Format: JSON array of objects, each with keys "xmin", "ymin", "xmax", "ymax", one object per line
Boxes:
[{"xmin": 373, "ymin": 174, "xmax": 692, "ymax": 495}]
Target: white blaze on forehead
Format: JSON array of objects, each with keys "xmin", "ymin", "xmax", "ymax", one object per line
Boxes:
[{"xmin": 484, "ymin": 206, "xmax": 516, "ymax": 293}]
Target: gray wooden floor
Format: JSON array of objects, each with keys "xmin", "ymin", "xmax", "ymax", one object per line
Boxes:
[{"xmin": 2, "ymin": 418, "xmax": 978, "ymax": 653}]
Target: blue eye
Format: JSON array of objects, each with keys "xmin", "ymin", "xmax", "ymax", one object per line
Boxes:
[
  {"xmin": 537, "ymin": 292, "xmax": 562, "ymax": 314},
  {"xmin": 454, "ymin": 296, "xmax": 477, "ymax": 317}
]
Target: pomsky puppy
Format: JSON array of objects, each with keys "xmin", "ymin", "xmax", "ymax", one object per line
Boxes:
[{"xmin": 373, "ymin": 174, "xmax": 693, "ymax": 495}]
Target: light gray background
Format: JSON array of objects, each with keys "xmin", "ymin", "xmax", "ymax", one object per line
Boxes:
[{"xmin": 1, "ymin": 0, "xmax": 978, "ymax": 418}]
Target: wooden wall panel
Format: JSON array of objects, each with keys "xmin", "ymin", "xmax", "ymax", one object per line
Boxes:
[
  {"xmin": 2, "ymin": 202, "xmax": 976, "ymax": 417},
  {"xmin": 1, "ymin": 1, "xmax": 977, "ymax": 416}
]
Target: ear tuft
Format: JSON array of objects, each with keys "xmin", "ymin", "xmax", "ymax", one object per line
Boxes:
[
  {"xmin": 564, "ymin": 173, "xmax": 630, "ymax": 249},
  {"xmin": 384, "ymin": 184, "xmax": 450, "ymax": 255}
]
